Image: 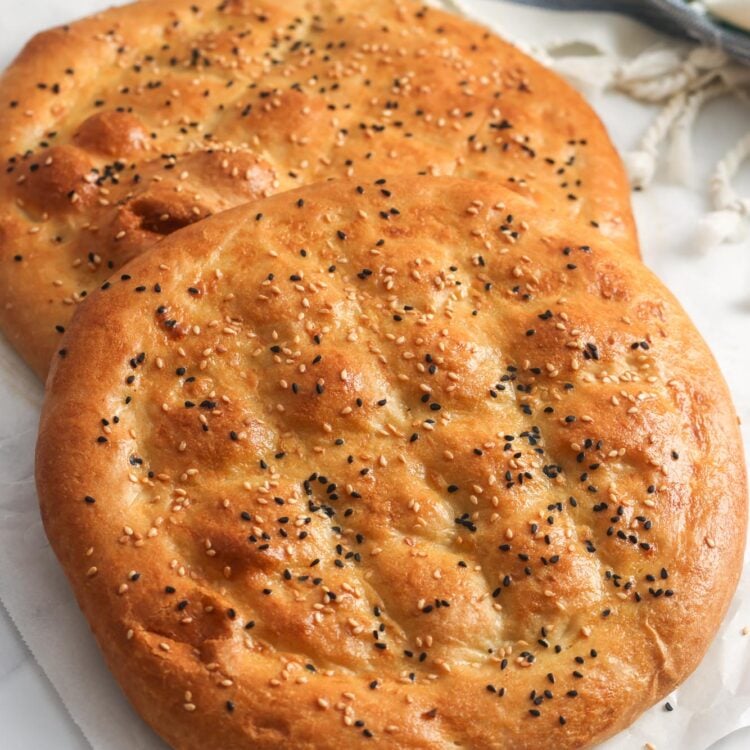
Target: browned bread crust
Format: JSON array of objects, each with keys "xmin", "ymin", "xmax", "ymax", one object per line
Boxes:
[
  {"xmin": 0, "ymin": 0, "xmax": 637, "ymax": 377},
  {"xmin": 37, "ymin": 176, "xmax": 744, "ymax": 750}
]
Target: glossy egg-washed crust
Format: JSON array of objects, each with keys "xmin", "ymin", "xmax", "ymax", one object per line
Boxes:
[
  {"xmin": 37, "ymin": 177, "xmax": 744, "ymax": 749},
  {"xmin": 0, "ymin": 0, "xmax": 637, "ymax": 377}
]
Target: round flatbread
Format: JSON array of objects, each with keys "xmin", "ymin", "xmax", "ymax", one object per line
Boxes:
[
  {"xmin": 0, "ymin": 0, "xmax": 636, "ymax": 376},
  {"xmin": 37, "ymin": 176, "xmax": 745, "ymax": 750}
]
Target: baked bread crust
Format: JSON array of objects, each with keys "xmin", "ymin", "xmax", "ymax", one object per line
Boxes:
[
  {"xmin": 0, "ymin": 0, "xmax": 637, "ymax": 377},
  {"xmin": 37, "ymin": 176, "xmax": 745, "ymax": 750}
]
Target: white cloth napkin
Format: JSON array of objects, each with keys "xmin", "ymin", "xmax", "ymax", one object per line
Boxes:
[{"xmin": 0, "ymin": 2, "xmax": 748, "ymax": 749}]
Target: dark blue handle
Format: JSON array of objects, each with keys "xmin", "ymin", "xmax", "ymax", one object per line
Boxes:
[{"xmin": 501, "ymin": 0, "xmax": 750, "ymax": 64}]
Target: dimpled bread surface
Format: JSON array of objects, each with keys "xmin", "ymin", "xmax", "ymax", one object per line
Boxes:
[{"xmin": 37, "ymin": 176, "xmax": 745, "ymax": 750}]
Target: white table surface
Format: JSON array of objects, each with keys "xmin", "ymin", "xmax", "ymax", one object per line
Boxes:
[{"xmin": 1, "ymin": 1, "xmax": 749, "ymax": 748}]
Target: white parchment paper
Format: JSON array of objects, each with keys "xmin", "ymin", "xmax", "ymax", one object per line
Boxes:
[{"xmin": 0, "ymin": 1, "xmax": 748, "ymax": 748}]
